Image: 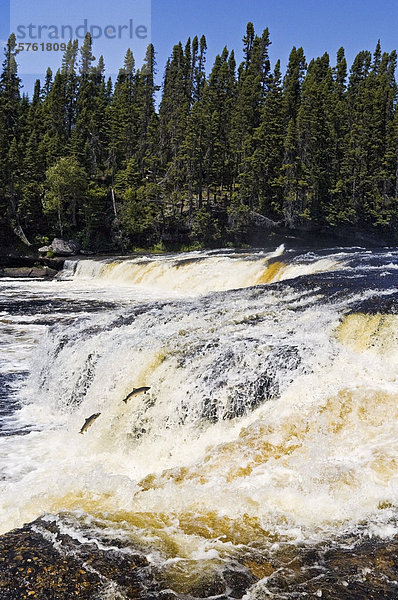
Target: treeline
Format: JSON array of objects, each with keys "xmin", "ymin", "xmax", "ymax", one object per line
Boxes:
[{"xmin": 0, "ymin": 24, "xmax": 398, "ymax": 251}]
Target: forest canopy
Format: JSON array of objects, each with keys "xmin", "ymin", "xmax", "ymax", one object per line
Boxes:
[{"xmin": 0, "ymin": 24, "xmax": 397, "ymax": 251}]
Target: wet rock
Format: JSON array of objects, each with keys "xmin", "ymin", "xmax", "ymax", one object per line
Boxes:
[
  {"xmin": 40, "ymin": 267, "xmax": 58, "ymax": 278},
  {"xmin": 246, "ymin": 535, "xmax": 398, "ymax": 599},
  {"xmin": 0, "ymin": 518, "xmax": 157, "ymax": 599},
  {"xmin": 0, "ymin": 266, "xmax": 58, "ymax": 278},
  {"xmin": 42, "ymin": 257, "xmax": 67, "ymax": 271},
  {"xmin": 223, "ymin": 566, "xmax": 258, "ymax": 598},
  {"xmin": 0, "ymin": 525, "xmax": 99, "ymax": 599},
  {"xmin": 0, "ymin": 267, "xmax": 32, "ymax": 278}
]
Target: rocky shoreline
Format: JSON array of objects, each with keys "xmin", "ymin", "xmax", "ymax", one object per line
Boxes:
[
  {"xmin": 2, "ymin": 516, "xmax": 398, "ymax": 599},
  {"xmin": 0, "ymin": 260, "xmax": 64, "ymax": 279},
  {"xmin": 0, "ymin": 238, "xmax": 83, "ymax": 279},
  {"xmin": 0, "ymin": 518, "xmax": 156, "ymax": 600},
  {"xmin": 0, "ymin": 266, "xmax": 60, "ymax": 279}
]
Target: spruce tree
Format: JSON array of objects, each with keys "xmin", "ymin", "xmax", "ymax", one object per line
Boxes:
[
  {"xmin": 281, "ymin": 46, "xmax": 306, "ymax": 227},
  {"xmin": 231, "ymin": 24, "xmax": 272, "ymax": 205},
  {"xmin": 296, "ymin": 53, "xmax": 334, "ymax": 223},
  {"xmin": 0, "ymin": 34, "xmax": 29, "ymax": 243},
  {"xmin": 244, "ymin": 60, "xmax": 285, "ymax": 220}
]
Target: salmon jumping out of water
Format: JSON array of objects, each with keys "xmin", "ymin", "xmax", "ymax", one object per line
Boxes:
[
  {"xmin": 79, "ymin": 412, "xmax": 101, "ymax": 434},
  {"xmin": 122, "ymin": 387, "xmax": 151, "ymax": 403}
]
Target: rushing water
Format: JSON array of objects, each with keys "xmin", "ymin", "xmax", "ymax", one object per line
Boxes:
[{"xmin": 1, "ymin": 246, "xmax": 398, "ymax": 598}]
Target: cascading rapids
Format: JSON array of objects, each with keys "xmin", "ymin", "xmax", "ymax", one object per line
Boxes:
[
  {"xmin": 62, "ymin": 245, "xmax": 343, "ymax": 295},
  {"xmin": 2, "ymin": 246, "xmax": 398, "ymax": 597}
]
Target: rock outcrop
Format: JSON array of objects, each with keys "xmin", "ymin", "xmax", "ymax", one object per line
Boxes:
[
  {"xmin": 0, "ymin": 266, "xmax": 58, "ymax": 279},
  {"xmin": 0, "ymin": 518, "xmax": 153, "ymax": 599},
  {"xmin": 39, "ymin": 239, "xmax": 81, "ymax": 256}
]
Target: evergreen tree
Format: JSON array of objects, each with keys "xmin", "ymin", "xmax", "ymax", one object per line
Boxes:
[
  {"xmin": 296, "ymin": 53, "xmax": 334, "ymax": 223},
  {"xmin": 135, "ymin": 43, "xmax": 159, "ymax": 178},
  {"xmin": 109, "ymin": 48, "xmax": 139, "ymax": 171},
  {"xmin": 0, "ymin": 34, "xmax": 29, "ymax": 243},
  {"xmin": 158, "ymin": 40, "xmax": 195, "ymax": 219},
  {"xmin": 243, "ymin": 60, "xmax": 285, "ymax": 220},
  {"xmin": 231, "ymin": 24, "xmax": 272, "ymax": 203},
  {"xmin": 280, "ymin": 46, "xmax": 306, "ymax": 227},
  {"xmin": 326, "ymin": 47, "xmax": 352, "ymax": 225},
  {"xmin": 18, "ymin": 79, "xmax": 48, "ymax": 233}
]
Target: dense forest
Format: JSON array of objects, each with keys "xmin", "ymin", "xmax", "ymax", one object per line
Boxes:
[{"xmin": 0, "ymin": 23, "xmax": 398, "ymax": 252}]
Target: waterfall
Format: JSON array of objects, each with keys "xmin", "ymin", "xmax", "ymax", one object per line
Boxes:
[{"xmin": 1, "ymin": 246, "xmax": 398, "ymax": 597}]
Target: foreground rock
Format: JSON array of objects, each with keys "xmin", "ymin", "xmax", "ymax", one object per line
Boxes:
[
  {"xmin": 0, "ymin": 517, "xmax": 255, "ymax": 600},
  {"xmin": 0, "ymin": 266, "xmax": 58, "ymax": 279},
  {"xmin": 244, "ymin": 533, "xmax": 398, "ymax": 599},
  {"xmin": 0, "ymin": 518, "xmax": 155, "ymax": 599}
]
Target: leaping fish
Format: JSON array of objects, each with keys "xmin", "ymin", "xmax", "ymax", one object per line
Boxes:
[
  {"xmin": 122, "ymin": 387, "xmax": 151, "ymax": 403},
  {"xmin": 79, "ymin": 412, "xmax": 101, "ymax": 434}
]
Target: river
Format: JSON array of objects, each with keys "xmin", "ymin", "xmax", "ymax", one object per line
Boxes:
[{"xmin": 1, "ymin": 245, "xmax": 398, "ymax": 599}]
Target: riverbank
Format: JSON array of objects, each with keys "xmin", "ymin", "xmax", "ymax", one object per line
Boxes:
[{"xmin": 1, "ymin": 223, "xmax": 397, "ymax": 280}]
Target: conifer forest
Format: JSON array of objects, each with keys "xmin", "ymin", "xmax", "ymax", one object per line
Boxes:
[{"xmin": 1, "ymin": 23, "xmax": 398, "ymax": 251}]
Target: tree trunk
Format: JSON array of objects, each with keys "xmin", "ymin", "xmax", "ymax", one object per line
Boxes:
[{"xmin": 111, "ymin": 188, "xmax": 118, "ymax": 218}]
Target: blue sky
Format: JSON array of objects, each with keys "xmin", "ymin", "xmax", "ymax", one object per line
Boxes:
[
  {"xmin": 151, "ymin": 0, "xmax": 398, "ymax": 74},
  {"xmin": 1, "ymin": 0, "xmax": 397, "ymax": 95}
]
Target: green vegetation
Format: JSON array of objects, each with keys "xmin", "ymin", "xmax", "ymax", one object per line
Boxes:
[{"xmin": 0, "ymin": 26, "xmax": 397, "ymax": 251}]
